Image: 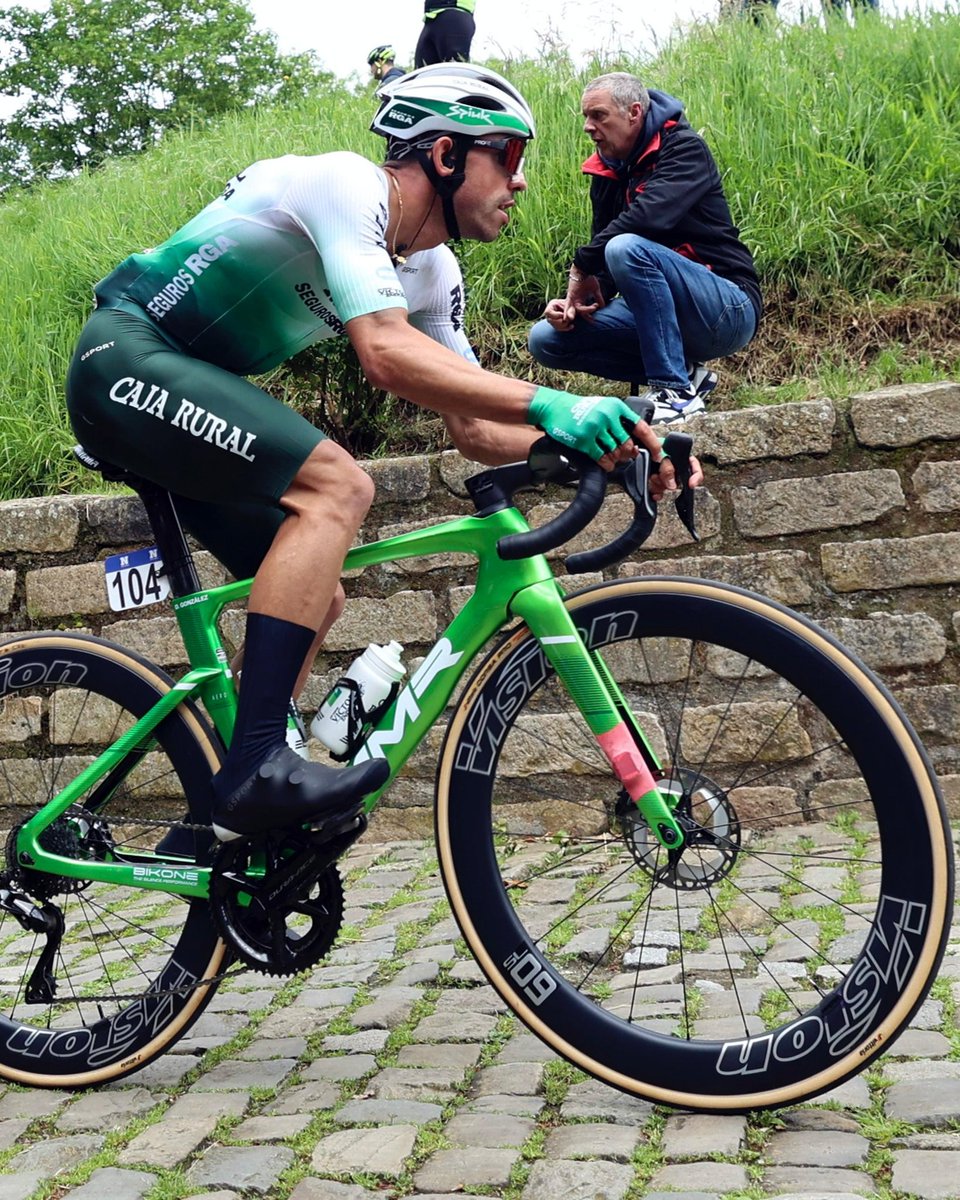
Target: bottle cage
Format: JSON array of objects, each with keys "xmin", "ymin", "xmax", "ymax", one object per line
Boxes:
[{"xmin": 326, "ymin": 677, "xmax": 403, "ymax": 763}]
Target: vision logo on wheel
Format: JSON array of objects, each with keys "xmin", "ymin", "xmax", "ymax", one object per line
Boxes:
[
  {"xmin": 714, "ymin": 893, "xmax": 928, "ymax": 1077},
  {"xmin": 0, "ymin": 656, "xmax": 88, "ymax": 695}
]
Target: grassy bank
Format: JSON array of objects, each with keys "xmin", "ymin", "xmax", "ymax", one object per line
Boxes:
[{"xmin": 1, "ymin": 8, "xmax": 958, "ymax": 499}]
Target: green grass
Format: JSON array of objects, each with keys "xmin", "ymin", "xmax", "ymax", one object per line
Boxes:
[{"xmin": 1, "ymin": 8, "xmax": 958, "ymax": 500}]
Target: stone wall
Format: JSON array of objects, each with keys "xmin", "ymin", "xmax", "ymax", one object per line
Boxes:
[{"xmin": 2, "ymin": 380, "xmax": 960, "ymax": 839}]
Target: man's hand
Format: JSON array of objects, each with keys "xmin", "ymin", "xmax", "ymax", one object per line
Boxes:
[
  {"xmin": 527, "ymin": 388, "xmax": 705, "ymax": 493},
  {"xmin": 541, "ymin": 297, "xmax": 578, "ymax": 332},
  {"xmin": 628, "ymin": 418, "xmax": 704, "ymax": 498},
  {"xmin": 649, "ymin": 451, "xmax": 705, "ymax": 500},
  {"xmin": 528, "ymin": 388, "xmax": 645, "ymax": 466},
  {"xmin": 541, "ymin": 270, "xmax": 605, "ymax": 331}
]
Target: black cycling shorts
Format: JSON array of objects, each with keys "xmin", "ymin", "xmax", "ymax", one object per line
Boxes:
[
  {"xmin": 414, "ymin": 9, "xmax": 475, "ymax": 66},
  {"xmin": 66, "ymin": 305, "xmax": 325, "ymax": 580}
]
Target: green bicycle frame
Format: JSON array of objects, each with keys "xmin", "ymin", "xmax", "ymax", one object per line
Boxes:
[{"xmin": 16, "ymin": 506, "xmax": 684, "ymax": 898}]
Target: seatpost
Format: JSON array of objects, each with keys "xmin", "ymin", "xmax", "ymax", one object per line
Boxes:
[{"xmin": 132, "ymin": 481, "xmax": 201, "ymax": 598}]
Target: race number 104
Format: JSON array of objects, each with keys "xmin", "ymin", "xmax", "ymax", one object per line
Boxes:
[{"xmin": 103, "ymin": 546, "xmax": 171, "ymax": 613}]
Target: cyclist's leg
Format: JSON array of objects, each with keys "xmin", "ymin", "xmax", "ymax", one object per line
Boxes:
[
  {"xmin": 174, "ymin": 487, "xmax": 347, "ymax": 692},
  {"xmin": 207, "ymin": 439, "xmax": 384, "ymax": 834},
  {"xmin": 67, "ymin": 308, "xmax": 388, "ymax": 838}
]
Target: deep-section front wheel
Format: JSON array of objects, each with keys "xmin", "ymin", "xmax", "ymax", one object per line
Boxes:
[
  {"xmin": 436, "ymin": 578, "xmax": 953, "ymax": 1111},
  {"xmin": 0, "ymin": 632, "xmax": 226, "ymax": 1086}
]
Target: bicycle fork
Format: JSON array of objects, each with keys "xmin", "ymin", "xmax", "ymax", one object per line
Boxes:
[{"xmin": 511, "ymin": 581, "xmax": 684, "ymax": 851}]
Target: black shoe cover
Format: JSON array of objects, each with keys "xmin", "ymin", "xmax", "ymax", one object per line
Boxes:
[{"xmin": 211, "ymin": 745, "xmax": 389, "ymax": 842}]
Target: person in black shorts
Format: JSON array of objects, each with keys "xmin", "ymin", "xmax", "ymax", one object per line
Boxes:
[
  {"xmin": 414, "ymin": 0, "xmax": 475, "ymax": 67},
  {"xmin": 66, "ymin": 64, "xmax": 699, "ymax": 843}
]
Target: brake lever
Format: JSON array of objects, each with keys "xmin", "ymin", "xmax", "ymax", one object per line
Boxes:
[
  {"xmin": 565, "ymin": 448, "xmax": 657, "ymax": 573},
  {"xmin": 661, "ymin": 432, "xmax": 699, "ymax": 541}
]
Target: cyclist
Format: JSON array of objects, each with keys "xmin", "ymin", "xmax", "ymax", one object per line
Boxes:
[
  {"xmin": 367, "ymin": 44, "xmax": 405, "ymax": 86},
  {"xmin": 65, "ymin": 63, "xmax": 700, "ymax": 844}
]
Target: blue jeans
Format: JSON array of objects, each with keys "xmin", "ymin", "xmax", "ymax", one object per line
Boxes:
[{"xmin": 528, "ymin": 234, "xmax": 757, "ymax": 391}]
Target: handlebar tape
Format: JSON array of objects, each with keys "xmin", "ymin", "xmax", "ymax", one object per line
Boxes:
[
  {"xmin": 497, "ymin": 442, "xmax": 607, "ymax": 560},
  {"xmin": 566, "ymin": 451, "xmax": 656, "ymax": 572}
]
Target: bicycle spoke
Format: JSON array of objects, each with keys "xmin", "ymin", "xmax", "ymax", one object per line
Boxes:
[{"xmin": 485, "ymin": 630, "xmax": 900, "ymax": 1046}]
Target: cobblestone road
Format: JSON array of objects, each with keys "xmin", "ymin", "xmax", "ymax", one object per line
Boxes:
[{"xmin": 1, "ymin": 835, "xmax": 958, "ymax": 1200}]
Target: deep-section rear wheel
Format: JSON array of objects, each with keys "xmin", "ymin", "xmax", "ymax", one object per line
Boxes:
[{"xmin": 0, "ymin": 632, "xmax": 226, "ymax": 1086}]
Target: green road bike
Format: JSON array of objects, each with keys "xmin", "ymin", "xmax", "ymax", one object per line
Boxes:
[{"xmin": 0, "ymin": 431, "xmax": 952, "ymax": 1110}]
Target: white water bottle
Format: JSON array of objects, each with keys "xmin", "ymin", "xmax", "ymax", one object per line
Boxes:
[{"xmin": 311, "ymin": 641, "xmax": 406, "ymax": 756}]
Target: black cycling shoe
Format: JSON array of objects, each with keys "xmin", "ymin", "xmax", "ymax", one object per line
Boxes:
[{"xmin": 211, "ymin": 745, "xmax": 389, "ymax": 843}]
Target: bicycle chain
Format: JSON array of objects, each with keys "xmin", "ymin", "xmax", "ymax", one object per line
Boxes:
[{"xmin": 3, "ymin": 804, "xmax": 212, "ymax": 835}]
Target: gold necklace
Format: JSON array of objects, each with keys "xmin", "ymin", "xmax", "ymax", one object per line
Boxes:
[{"xmin": 386, "ymin": 170, "xmax": 405, "ymax": 265}]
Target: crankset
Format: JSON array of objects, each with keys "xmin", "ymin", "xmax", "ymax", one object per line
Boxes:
[
  {"xmin": 619, "ymin": 767, "xmax": 741, "ymax": 890},
  {"xmin": 209, "ymin": 812, "xmax": 366, "ymax": 975}
]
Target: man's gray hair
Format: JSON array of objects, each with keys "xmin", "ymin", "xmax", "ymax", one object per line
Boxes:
[{"xmin": 583, "ymin": 72, "xmax": 650, "ymax": 116}]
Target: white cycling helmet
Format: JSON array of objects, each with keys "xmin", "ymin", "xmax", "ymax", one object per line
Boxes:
[
  {"xmin": 371, "ymin": 61, "xmax": 536, "ymax": 147},
  {"xmin": 371, "ymin": 63, "xmax": 535, "ymax": 241}
]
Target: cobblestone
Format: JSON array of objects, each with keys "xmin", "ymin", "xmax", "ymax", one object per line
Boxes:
[
  {"xmin": 61, "ymin": 1166, "xmax": 156, "ymax": 1199},
  {"xmin": 0, "ymin": 834, "xmax": 956, "ymax": 1200},
  {"xmin": 187, "ymin": 1145, "xmax": 295, "ymax": 1194},
  {"xmin": 412, "ymin": 1146, "xmax": 520, "ymax": 1192}
]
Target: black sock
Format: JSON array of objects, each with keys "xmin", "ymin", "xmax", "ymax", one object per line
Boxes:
[{"xmin": 212, "ymin": 612, "xmax": 316, "ymax": 802}]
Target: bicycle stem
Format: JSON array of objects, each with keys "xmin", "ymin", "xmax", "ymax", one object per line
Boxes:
[{"xmin": 509, "ymin": 579, "xmax": 684, "ymax": 850}]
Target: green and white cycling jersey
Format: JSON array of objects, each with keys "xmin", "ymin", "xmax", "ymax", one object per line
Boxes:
[{"xmin": 94, "ymin": 152, "xmax": 476, "ymax": 376}]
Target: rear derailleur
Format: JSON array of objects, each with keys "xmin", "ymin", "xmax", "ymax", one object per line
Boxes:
[
  {"xmin": 209, "ymin": 810, "xmax": 366, "ymax": 976},
  {"xmin": 0, "ymin": 880, "xmax": 64, "ymax": 1003},
  {"xmin": 0, "ymin": 806, "xmax": 117, "ymax": 1004}
]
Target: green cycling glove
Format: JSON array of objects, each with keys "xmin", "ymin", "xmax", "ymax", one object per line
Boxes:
[{"xmin": 527, "ymin": 387, "xmax": 641, "ymax": 460}]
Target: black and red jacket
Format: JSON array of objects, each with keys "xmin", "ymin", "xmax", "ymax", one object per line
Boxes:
[{"xmin": 572, "ymin": 90, "xmax": 762, "ymax": 325}]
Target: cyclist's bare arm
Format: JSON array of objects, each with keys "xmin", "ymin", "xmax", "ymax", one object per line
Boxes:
[
  {"xmin": 347, "ymin": 308, "xmax": 678, "ymax": 475},
  {"xmin": 442, "ymin": 412, "xmax": 541, "ymax": 466},
  {"xmin": 348, "ymin": 307, "xmax": 544, "ymax": 425}
]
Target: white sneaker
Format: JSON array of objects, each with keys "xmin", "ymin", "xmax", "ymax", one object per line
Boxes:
[
  {"xmin": 689, "ymin": 364, "xmax": 718, "ymax": 397},
  {"xmin": 648, "ymin": 386, "xmax": 705, "ymax": 425}
]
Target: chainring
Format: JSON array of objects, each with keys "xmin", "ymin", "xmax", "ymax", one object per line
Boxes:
[{"xmin": 209, "ymin": 829, "xmax": 345, "ymax": 976}]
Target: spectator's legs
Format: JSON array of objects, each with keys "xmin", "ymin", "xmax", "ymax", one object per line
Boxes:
[
  {"xmin": 528, "ymin": 298, "xmax": 648, "ymax": 382},
  {"xmin": 415, "ymin": 9, "xmax": 475, "ymax": 66},
  {"xmin": 603, "ymin": 234, "xmax": 756, "ymax": 391}
]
